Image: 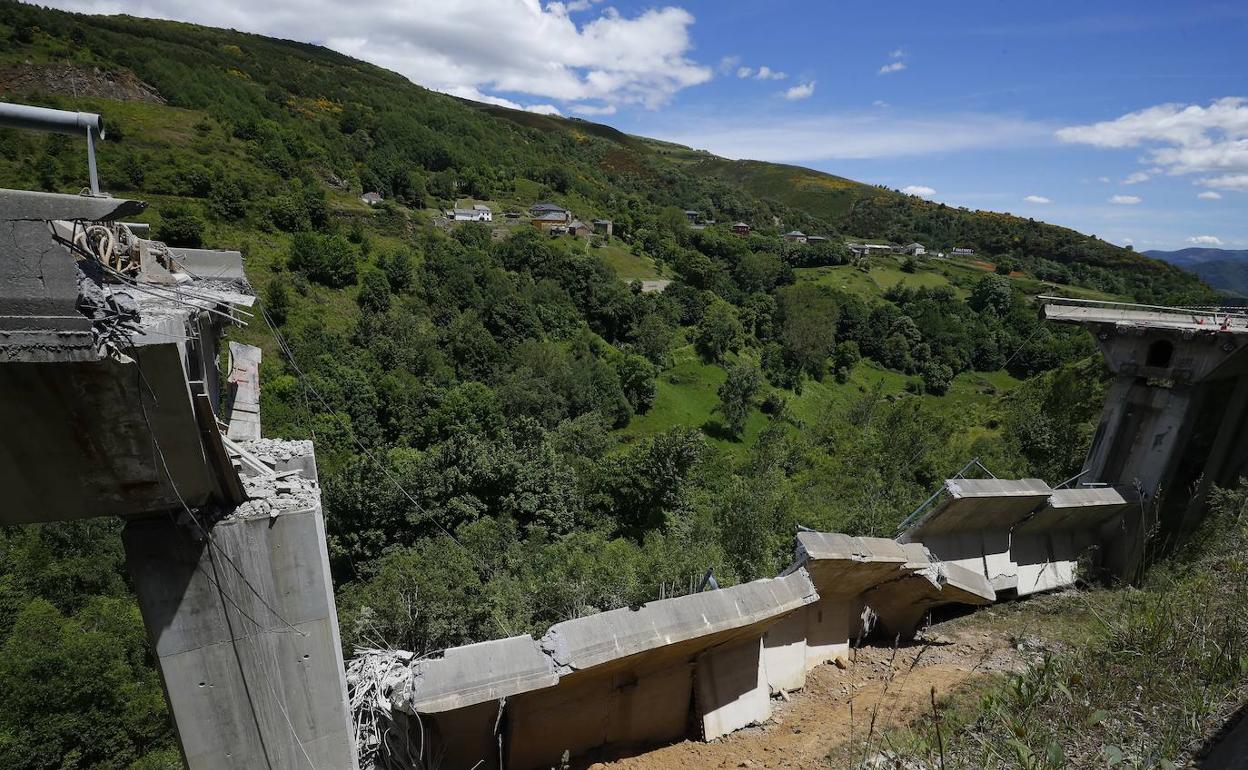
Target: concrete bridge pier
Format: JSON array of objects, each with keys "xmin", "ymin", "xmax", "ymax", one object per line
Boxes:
[
  {"xmin": 1045, "ymin": 299, "xmax": 1248, "ymax": 579},
  {"xmin": 122, "ymin": 451, "xmax": 357, "ymax": 770}
]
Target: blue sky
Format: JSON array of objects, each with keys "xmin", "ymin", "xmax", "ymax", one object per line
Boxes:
[{"xmin": 50, "ymin": 0, "xmax": 1248, "ymax": 250}]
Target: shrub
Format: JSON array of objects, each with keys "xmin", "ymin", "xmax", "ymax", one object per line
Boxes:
[
  {"xmin": 288, "ymin": 232, "xmax": 358, "ymax": 287},
  {"xmin": 155, "ymin": 203, "xmax": 204, "ymax": 248}
]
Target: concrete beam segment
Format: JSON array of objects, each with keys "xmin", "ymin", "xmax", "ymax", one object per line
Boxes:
[
  {"xmin": 803, "ymin": 596, "xmax": 867, "ymax": 672},
  {"xmin": 123, "ymin": 502, "xmax": 356, "ymax": 770},
  {"xmin": 902, "ymin": 478, "xmax": 1053, "ymax": 538},
  {"xmin": 507, "ymin": 658, "xmax": 694, "ymax": 770},
  {"xmin": 1017, "ymin": 487, "xmax": 1134, "ymax": 534},
  {"xmin": 696, "ymin": 636, "xmax": 770, "ymax": 741},
  {"xmin": 0, "ymin": 187, "xmax": 146, "ymax": 222},
  {"xmin": 540, "ymin": 570, "xmax": 818, "ymax": 674},
  {"xmin": 168, "ymin": 247, "xmax": 246, "ymax": 282},
  {"xmin": 400, "ymin": 635, "xmax": 559, "ymax": 714},
  {"xmin": 507, "ymin": 572, "xmax": 816, "ymax": 769},
  {"xmin": 786, "ymin": 532, "xmax": 911, "ymax": 673},
  {"xmin": 793, "ymin": 532, "xmax": 910, "ymax": 597},
  {"xmin": 1012, "ymin": 530, "xmax": 1098, "ymax": 597}
]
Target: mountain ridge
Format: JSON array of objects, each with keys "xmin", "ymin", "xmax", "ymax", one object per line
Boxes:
[{"xmin": 1145, "ymin": 247, "xmax": 1248, "ymax": 297}]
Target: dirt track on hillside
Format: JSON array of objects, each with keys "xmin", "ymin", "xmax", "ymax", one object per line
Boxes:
[{"xmin": 575, "ymin": 622, "xmax": 1029, "ymax": 770}]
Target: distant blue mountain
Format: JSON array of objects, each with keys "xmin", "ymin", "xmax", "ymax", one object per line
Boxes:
[{"xmin": 1144, "ymin": 248, "xmax": 1248, "ymax": 297}]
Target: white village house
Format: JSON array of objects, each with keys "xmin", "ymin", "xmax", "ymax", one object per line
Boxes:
[{"xmin": 452, "ymin": 203, "xmax": 493, "ymax": 222}]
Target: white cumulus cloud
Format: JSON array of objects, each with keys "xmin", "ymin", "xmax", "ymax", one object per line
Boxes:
[
  {"xmin": 754, "ymin": 66, "xmax": 787, "ymax": 81},
  {"xmin": 902, "ymin": 185, "xmax": 936, "ymax": 197},
  {"xmin": 878, "ymin": 61, "xmax": 906, "ymax": 75},
  {"xmin": 1058, "ymin": 98, "xmax": 1248, "ymax": 191},
  {"xmin": 781, "ymin": 81, "xmax": 816, "ymax": 101},
  {"xmin": 570, "ymin": 103, "xmax": 617, "ymax": 116},
  {"xmin": 1197, "ymin": 190, "xmax": 1223, "ymax": 200},
  {"xmin": 655, "ymin": 110, "xmax": 1050, "ymax": 163},
  {"xmin": 1198, "ymin": 173, "xmax": 1248, "ymax": 190},
  {"xmin": 1122, "ymin": 171, "xmax": 1151, "ymax": 184},
  {"xmin": 42, "ymin": 0, "xmax": 712, "ymax": 111},
  {"xmin": 1024, "ymin": 195, "xmax": 1051, "ymax": 203},
  {"xmin": 1188, "ymin": 235, "xmax": 1224, "ymax": 246},
  {"xmin": 1109, "ymin": 195, "xmax": 1142, "ymax": 204}
]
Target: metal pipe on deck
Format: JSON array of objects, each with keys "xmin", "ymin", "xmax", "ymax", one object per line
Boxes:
[{"xmin": 0, "ymin": 103, "xmax": 105, "ymax": 195}]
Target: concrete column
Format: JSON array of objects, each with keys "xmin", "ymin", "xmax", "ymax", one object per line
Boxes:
[{"xmin": 123, "ymin": 503, "xmax": 357, "ymax": 770}]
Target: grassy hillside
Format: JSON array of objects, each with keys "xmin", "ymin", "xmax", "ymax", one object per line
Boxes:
[
  {"xmin": 0, "ymin": 4, "xmax": 1202, "ymax": 767},
  {"xmin": 672, "ymin": 155, "xmax": 1199, "ymax": 303}
]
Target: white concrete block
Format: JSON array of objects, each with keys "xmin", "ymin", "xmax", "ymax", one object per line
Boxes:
[
  {"xmin": 696, "ymin": 636, "xmax": 770, "ymax": 740},
  {"xmin": 762, "ymin": 610, "xmax": 806, "ymax": 693}
]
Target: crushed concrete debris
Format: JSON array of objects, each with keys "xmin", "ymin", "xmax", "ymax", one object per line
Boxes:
[
  {"xmin": 239, "ymin": 438, "xmax": 315, "ymax": 465},
  {"xmin": 347, "ymin": 649, "xmax": 423, "ymax": 770},
  {"xmin": 230, "ymin": 470, "xmax": 319, "ymax": 518}
]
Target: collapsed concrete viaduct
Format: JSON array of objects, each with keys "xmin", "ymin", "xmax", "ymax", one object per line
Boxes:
[
  {"xmin": 1043, "ymin": 298, "xmax": 1248, "ymax": 578},
  {"xmin": 369, "ymin": 527, "xmax": 1008, "ymax": 770},
  {"xmin": 0, "ymin": 186, "xmax": 356, "ymax": 769}
]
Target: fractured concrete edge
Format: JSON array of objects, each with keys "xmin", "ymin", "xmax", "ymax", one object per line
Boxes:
[
  {"xmin": 541, "ymin": 570, "xmax": 819, "ymax": 675},
  {"xmin": 401, "ymin": 635, "xmax": 559, "ymax": 714},
  {"xmin": 1015, "ymin": 486, "xmax": 1135, "ymax": 534},
  {"xmin": 901, "ymin": 477, "xmax": 1055, "ymax": 541},
  {"xmin": 793, "ymin": 531, "xmax": 910, "ymax": 565},
  {"xmin": 0, "ymin": 187, "xmax": 147, "ymax": 222}
]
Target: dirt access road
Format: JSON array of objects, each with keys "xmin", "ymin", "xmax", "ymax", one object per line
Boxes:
[{"xmin": 576, "ymin": 606, "xmax": 1049, "ymax": 770}]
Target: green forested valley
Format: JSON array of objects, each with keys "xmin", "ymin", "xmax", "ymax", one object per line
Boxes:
[{"xmin": 0, "ymin": 2, "xmax": 1217, "ymax": 767}]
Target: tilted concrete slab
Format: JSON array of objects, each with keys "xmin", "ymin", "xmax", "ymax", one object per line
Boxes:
[
  {"xmin": 1016, "ymin": 487, "xmax": 1134, "ymax": 534},
  {"xmin": 901, "ymin": 478, "xmax": 1053, "ymax": 537},
  {"xmin": 506, "ymin": 572, "xmax": 817, "ymax": 770},
  {"xmin": 793, "ymin": 532, "xmax": 911, "ymax": 597},
  {"xmin": 901, "ymin": 478, "xmax": 1052, "ymax": 592},
  {"xmin": 541, "ymin": 570, "xmax": 818, "ymax": 674},
  {"xmin": 399, "ymin": 635, "xmax": 558, "ymax": 714},
  {"xmin": 226, "ymin": 342, "xmax": 261, "ymax": 442},
  {"xmin": 865, "ymin": 545, "xmax": 995, "ymax": 640}
]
